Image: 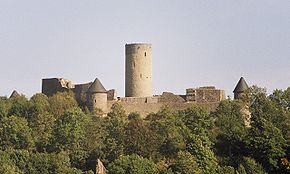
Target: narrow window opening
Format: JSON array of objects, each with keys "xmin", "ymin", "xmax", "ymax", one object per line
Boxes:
[
  {"xmin": 95, "ymin": 99, "xmax": 97, "ymax": 103},
  {"xmin": 144, "ymin": 52, "xmax": 146, "ymax": 57}
]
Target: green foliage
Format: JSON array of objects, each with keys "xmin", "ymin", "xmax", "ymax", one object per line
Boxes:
[
  {"xmin": 147, "ymin": 107, "xmax": 188, "ymax": 159},
  {"xmin": 178, "ymin": 106, "xmax": 218, "ymax": 173},
  {"xmin": 0, "ymin": 97, "xmax": 9, "ymax": 120},
  {"xmin": 251, "ymin": 92, "xmax": 290, "ymax": 140},
  {"xmin": 170, "ymin": 151, "xmax": 201, "ymax": 174},
  {"xmin": 0, "ymin": 86, "xmax": 289, "ymax": 173},
  {"xmin": 238, "ymin": 157, "xmax": 267, "ymax": 174},
  {"xmin": 102, "ymin": 103, "xmax": 128, "ymax": 162},
  {"xmin": 246, "ymin": 117, "xmax": 286, "ymax": 172},
  {"xmin": 217, "ymin": 166, "xmax": 235, "ymax": 174},
  {"xmin": 124, "ymin": 113, "xmax": 159, "ymax": 158},
  {"xmin": 48, "ymin": 91, "xmax": 78, "ymax": 118},
  {"xmin": 179, "ymin": 105, "xmax": 213, "ymax": 136},
  {"xmin": 8, "ymin": 95, "xmax": 30, "ymax": 118},
  {"xmin": 108, "ymin": 154, "xmax": 158, "ymax": 174},
  {"xmin": 0, "ymin": 116, "xmax": 34, "ymax": 150},
  {"xmin": 30, "ymin": 111, "xmax": 55, "ymax": 152},
  {"xmin": 0, "ymin": 150, "xmax": 24, "ymax": 174},
  {"xmin": 49, "ymin": 108, "xmax": 88, "ymax": 152},
  {"xmin": 187, "ymin": 134, "xmax": 218, "ymax": 174},
  {"xmin": 214, "ymin": 100, "xmax": 247, "ymax": 160},
  {"xmin": 82, "ymin": 114, "xmax": 106, "ymax": 171},
  {"xmin": 0, "ymin": 149, "xmax": 84, "ymax": 174},
  {"xmin": 270, "ymin": 87, "xmax": 290, "ymax": 110}
]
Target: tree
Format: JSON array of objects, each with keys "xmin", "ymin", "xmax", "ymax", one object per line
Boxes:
[
  {"xmin": 147, "ymin": 107, "xmax": 188, "ymax": 159},
  {"xmin": 0, "ymin": 150, "xmax": 24, "ymax": 174},
  {"xmin": 0, "ymin": 116, "xmax": 34, "ymax": 150},
  {"xmin": 0, "ymin": 97, "xmax": 9, "ymax": 120},
  {"xmin": 238, "ymin": 157, "xmax": 267, "ymax": 174},
  {"xmin": 48, "ymin": 91, "xmax": 78, "ymax": 118},
  {"xmin": 50, "ymin": 108, "xmax": 88, "ymax": 151},
  {"xmin": 29, "ymin": 112, "xmax": 55, "ymax": 152},
  {"xmin": 214, "ymin": 100, "xmax": 247, "ymax": 162},
  {"xmin": 246, "ymin": 117, "xmax": 286, "ymax": 173},
  {"xmin": 28, "ymin": 93, "xmax": 50, "ymax": 118},
  {"xmin": 170, "ymin": 151, "xmax": 201, "ymax": 174},
  {"xmin": 178, "ymin": 105, "xmax": 214, "ymax": 136},
  {"xmin": 187, "ymin": 134, "xmax": 218, "ymax": 174},
  {"xmin": 270, "ymin": 87, "xmax": 290, "ymax": 110},
  {"xmin": 251, "ymin": 91, "xmax": 290, "ymax": 139},
  {"xmin": 8, "ymin": 95, "xmax": 30, "ymax": 118},
  {"xmin": 102, "ymin": 103, "xmax": 128, "ymax": 162},
  {"xmin": 49, "ymin": 108, "xmax": 89, "ymax": 169},
  {"xmin": 177, "ymin": 106, "xmax": 218, "ymax": 173},
  {"xmin": 29, "ymin": 151, "xmax": 84, "ymax": 174},
  {"xmin": 124, "ymin": 112, "xmax": 159, "ymax": 158},
  {"xmin": 82, "ymin": 114, "xmax": 107, "ymax": 172},
  {"xmin": 108, "ymin": 154, "xmax": 158, "ymax": 174}
]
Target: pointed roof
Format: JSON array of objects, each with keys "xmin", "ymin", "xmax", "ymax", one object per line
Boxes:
[
  {"xmin": 233, "ymin": 77, "xmax": 249, "ymax": 93},
  {"xmin": 9, "ymin": 90, "xmax": 20, "ymax": 98},
  {"xmin": 87, "ymin": 78, "xmax": 106, "ymax": 93}
]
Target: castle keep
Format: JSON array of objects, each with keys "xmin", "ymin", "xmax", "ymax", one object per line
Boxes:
[{"xmin": 42, "ymin": 43, "xmax": 228, "ymax": 116}]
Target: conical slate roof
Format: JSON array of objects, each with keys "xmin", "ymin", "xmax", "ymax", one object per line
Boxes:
[
  {"xmin": 9, "ymin": 90, "xmax": 20, "ymax": 98},
  {"xmin": 233, "ymin": 77, "xmax": 249, "ymax": 93},
  {"xmin": 87, "ymin": 78, "xmax": 106, "ymax": 93}
]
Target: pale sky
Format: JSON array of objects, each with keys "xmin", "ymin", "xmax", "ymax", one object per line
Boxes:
[{"xmin": 0, "ymin": 0, "xmax": 289, "ymax": 98}]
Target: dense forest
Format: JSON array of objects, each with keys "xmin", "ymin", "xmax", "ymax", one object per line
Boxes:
[{"xmin": 0, "ymin": 86, "xmax": 289, "ymax": 174}]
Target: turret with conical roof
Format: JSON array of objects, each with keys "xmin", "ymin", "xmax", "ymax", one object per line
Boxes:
[
  {"xmin": 87, "ymin": 78, "xmax": 107, "ymax": 93},
  {"xmin": 9, "ymin": 90, "xmax": 20, "ymax": 98},
  {"xmin": 233, "ymin": 77, "xmax": 249, "ymax": 99},
  {"xmin": 86, "ymin": 78, "xmax": 107, "ymax": 113}
]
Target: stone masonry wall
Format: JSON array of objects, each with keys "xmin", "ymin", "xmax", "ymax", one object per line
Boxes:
[
  {"xmin": 42, "ymin": 78, "xmax": 73, "ymax": 97},
  {"xmin": 125, "ymin": 43, "xmax": 152, "ymax": 97},
  {"xmin": 73, "ymin": 82, "xmax": 92, "ymax": 104},
  {"xmin": 107, "ymin": 98, "xmax": 221, "ymax": 117},
  {"xmin": 42, "ymin": 78, "xmax": 225, "ymax": 117},
  {"xmin": 186, "ymin": 87, "xmax": 225, "ymax": 103}
]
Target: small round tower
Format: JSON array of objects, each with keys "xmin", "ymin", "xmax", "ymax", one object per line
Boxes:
[
  {"xmin": 86, "ymin": 78, "xmax": 107, "ymax": 113},
  {"xmin": 233, "ymin": 77, "xmax": 249, "ymax": 99},
  {"xmin": 125, "ymin": 43, "xmax": 152, "ymax": 97}
]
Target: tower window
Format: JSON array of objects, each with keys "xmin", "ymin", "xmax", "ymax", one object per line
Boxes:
[{"xmin": 144, "ymin": 52, "xmax": 146, "ymax": 57}]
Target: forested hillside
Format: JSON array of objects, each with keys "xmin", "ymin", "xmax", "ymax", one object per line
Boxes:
[{"xmin": 0, "ymin": 87, "xmax": 289, "ymax": 174}]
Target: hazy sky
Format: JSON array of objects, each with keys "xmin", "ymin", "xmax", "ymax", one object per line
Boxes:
[{"xmin": 0, "ymin": 0, "xmax": 289, "ymax": 97}]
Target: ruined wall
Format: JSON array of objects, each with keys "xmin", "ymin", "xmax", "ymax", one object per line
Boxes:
[
  {"xmin": 125, "ymin": 43, "xmax": 152, "ymax": 97},
  {"xmin": 73, "ymin": 82, "xmax": 92, "ymax": 104},
  {"xmin": 107, "ymin": 89, "xmax": 117, "ymax": 101},
  {"xmin": 42, "ymin": 78, "xmax": 73, "ymax": 97},
  {"xmin": 186, "ymin": 87, "xmax": 225, "ymax": 103}
]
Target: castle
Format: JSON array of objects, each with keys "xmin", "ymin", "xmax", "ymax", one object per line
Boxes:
[{"xmin": 42, "ymin": 43, "xmax": 248, "ymax": 116}]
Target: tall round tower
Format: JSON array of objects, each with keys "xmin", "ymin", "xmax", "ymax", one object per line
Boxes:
[{"xmin": 125, "ymin": 43, "xmax": 152, "ymax": 97}]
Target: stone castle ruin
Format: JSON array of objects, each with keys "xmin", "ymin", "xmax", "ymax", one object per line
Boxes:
[{"xmin": 42, "ymin": 43, "xmax": 247, "ymax": 116}]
